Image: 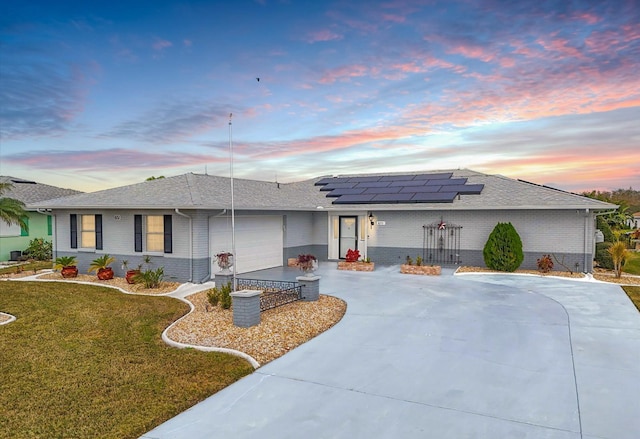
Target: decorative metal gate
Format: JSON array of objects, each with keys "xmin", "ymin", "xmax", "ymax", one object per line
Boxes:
[{"xmin": 422, "ymin": 219, "xmax": 462, "ymax": 265}]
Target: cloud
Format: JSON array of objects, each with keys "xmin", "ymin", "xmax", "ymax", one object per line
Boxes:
[
  {"xmin": 152, "ymin": 38, "xmax": 173, "ymax": 51},
  {"xmin": 0, "ymin": 61, "xmax": 90, "ymax": 139},
  {"xmin": 3, "ymin": 148, "xmax": 222, "ymax": 172},
  {"xmin": 101, "ymin": 101, "xmax": 230, "ymax": 144},
  {"xmin": 306, "ymin": 29, "xmax": 343, "ymax": 43}
]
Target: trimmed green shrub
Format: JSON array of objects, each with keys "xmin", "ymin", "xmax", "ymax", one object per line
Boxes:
[
  {"xmin": 595, "ymin": 242, "xmax": 614, "ymax": 269},
  {"xmin": 596, "ymin": 216, "xmax": 615, "ymax": 243},
  {"xmin": 207, "ymin": 282, "xmax": 232, "ymax": 310},
  {"xmin": 483, "ymin": 222, "xmax": 524, "ymax": 272}
]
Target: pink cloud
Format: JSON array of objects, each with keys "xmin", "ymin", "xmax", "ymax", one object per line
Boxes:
[
  {"xmin": 152, "ymin": 39, "xmax": 172, "ymax": 51},
  {"xmin": 319, "ymin": 64, "xmax": 368, "ymax": 84},
  {"xmin": 306, "ymin": 29, "xmax": 343, "ymax": 43},
  {"xmin": 183, "ymin": 39, "xmax": 192, "ymax": 47}
]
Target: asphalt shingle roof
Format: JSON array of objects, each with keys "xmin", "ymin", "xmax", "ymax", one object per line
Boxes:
[
  {"xmin": 28, "ymin": 170, "xmax": 617, "ymax": 211},
  {"xmin": 0, "ymin": 176, "xmax": 82, "ymax": 205}
]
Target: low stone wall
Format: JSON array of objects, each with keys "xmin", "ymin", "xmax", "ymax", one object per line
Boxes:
[
  {"xmin": 400, "ymin": 264, "xmax": 441, "ymax": 275},
  {"xmin": 337, "ymin": 261, "xmax": 375, "ymax": 272}
]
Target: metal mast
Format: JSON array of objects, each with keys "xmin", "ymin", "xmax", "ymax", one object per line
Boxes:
[{"xmin": 229, "ymin": 113, "xmax": 237, "ymax": 291}]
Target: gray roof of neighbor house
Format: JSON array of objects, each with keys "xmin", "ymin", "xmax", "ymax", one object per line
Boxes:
[
  {"xmin": 0, "ymin": 176, "xmax": 82, "ymax": 205},
  {"xmin": 28, "ymin": 169, "xmax": 617, "ymax": 211}
]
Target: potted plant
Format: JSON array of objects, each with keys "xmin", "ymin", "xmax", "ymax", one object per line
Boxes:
[
  {"xmin": 54, "ymin": 256, "xmax": 78, "ymax": 278},
  {"xmin": 88, "ymin": 254, "xmax": 116, "ymax": 280},
  {"xmin": 297, "ymin": 254, "xmax": 318, "ymax": 275},
  {"xmin": 121, "ymin": 260, "xmax": 141, "ymax": 284},
  {"xmin": 215, "ymin": 251, "xmax": 233, "ymax": 273}
]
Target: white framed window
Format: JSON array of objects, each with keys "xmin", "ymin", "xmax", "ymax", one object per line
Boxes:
[
  {"xmin": 146, "ymin": 215, "xmax": 164, "ymax": 252},
  {"xmin": 81, "ymin": 215, "xmax": 96, "ymax": 248}
]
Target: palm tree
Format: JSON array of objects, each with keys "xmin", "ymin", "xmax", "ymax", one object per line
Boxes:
[{"xmin": 0, "ymin": 183, "xmax": 28, "ymax": 232}]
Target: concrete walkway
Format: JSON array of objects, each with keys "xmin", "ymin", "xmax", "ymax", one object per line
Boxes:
[{"xmin": 141, "ymin": 265, "xmax": 640, "ymax": 439}]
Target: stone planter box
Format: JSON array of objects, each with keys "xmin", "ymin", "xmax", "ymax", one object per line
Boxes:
[
  {"xmin": 337, "ymin": 261, "xmax": 375, "ymax": 272},
  {"xmin": 400, "ymin": 264, "xmax": 441, "ymax": 275},
  {"xmin": 287, "ymin": 258, "xmax": 299, "ymax": 268}
]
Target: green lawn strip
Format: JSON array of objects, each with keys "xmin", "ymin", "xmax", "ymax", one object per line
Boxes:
[
  {"xmin": 622, "ymin": 251, "xmax": 640, "ymax": 276},
  {"xmin": 621, "ymin": 286, "xmax": 640, "ymax": 313},
  {"xmin": 0, "ymin": 281, "xmax": 253, "ymax": 439},
  {"xmin": 0, "ymin": 261, "xmax": 52, "ymax": 275}
]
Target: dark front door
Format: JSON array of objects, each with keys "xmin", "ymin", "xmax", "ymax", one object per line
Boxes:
[{"xmin": 339, "ymin": 216, "xmax": 358, "ymax": 259}]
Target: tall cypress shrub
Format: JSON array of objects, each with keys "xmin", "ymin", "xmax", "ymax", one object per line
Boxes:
[{"xmin": 483, "ymin": 222, "xmax": 524, "ymax": 272}]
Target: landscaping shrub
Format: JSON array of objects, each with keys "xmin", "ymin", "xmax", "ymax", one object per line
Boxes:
[
  {"xmin": 207, "ymin": 282, "xmax": 232, "ymax": 310},
  {"xmin": 608, "ymin": 241, "xmax": 629, "ymax": 278},
  {"xmin": 483, "ymin": 222, "xmax": 524, "ymax": 272},
  {"xmin": 415, "ymin": 256, "xmax": 423, "ymax": 266},
  {"xmin": 405, "ymin": 256, "xmax": 413, "ymax": 265},
  {"xmin": 537, "ymin": 254, "xmax": 554, "ymax": 273},
  {"xmin": 597, "ymin": 216, "xmax": 615, "ymax": 243},
  {"xmin": 134, "ymin": 267, "xmax": 165, "ymax": 289},
  {"xmin": 23, "ymin": 238, "xmax": 52, "ymax": 261},
  {"xmin": 595, "ymin": 242, "xmax": 614, "ymax": 269}
]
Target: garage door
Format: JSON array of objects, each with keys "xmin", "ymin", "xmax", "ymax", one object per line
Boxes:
[{"xmin": 210, "ymin": 216, "xmax": 283, "ymax": 274}]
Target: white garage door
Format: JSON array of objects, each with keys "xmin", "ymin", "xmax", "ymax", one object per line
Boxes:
[{"xmin": 210, "ymin": 216, "xmax": 283, "ymax": 274}]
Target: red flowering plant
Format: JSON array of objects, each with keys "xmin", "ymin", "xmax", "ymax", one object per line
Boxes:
[
  {"xmin": 537, "ymin": 254, "xmax": 554, "ymax": 273},
  {"xmin": 345, "ymin": 249, "xmax": 361, "ymax": 262}
]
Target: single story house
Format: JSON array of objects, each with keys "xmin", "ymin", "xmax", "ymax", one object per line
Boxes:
[
  {"xmin": 30, "ymin": 169, "xmax": 616, "ymax": 283},
  {"xmin": 0, "ymin": 176, "xmax": 82, "ymax": 261}
]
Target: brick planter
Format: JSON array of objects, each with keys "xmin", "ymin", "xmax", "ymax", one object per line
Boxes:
[
  {"xmin": 400, "ymin": 264, "xmax": 441, "ymax": 275},
  {"xmin": 337, "ymin": 261, "xmax": 375, "ymax": 272},
  {"xmin": 287, "ymin": 258, "xmax": 299, "ymax": 268}
]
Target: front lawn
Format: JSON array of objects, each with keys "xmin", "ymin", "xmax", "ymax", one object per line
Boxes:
[
  {"xmin": 0, "ymin": 281, "xmax": 253, "ymax": 439},
  {"xmin": 622, "ymin": 286, "xmax": 640, "ymax": 312},
  {"xmin": 623, "ymin": 251, "xmax": 640, "ymax": 276}
]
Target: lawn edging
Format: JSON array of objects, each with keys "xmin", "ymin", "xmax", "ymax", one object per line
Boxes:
[
  {"xmin": 9, "ymin": 274, "xmax": 261, "ymax": 369},
  {"xmin": 0, "ymin": 311, "xmax": 16, "ymax": 325},
  {"xmin": 161, "ymin": 293, "xmax": 261, "ymax": 369}
]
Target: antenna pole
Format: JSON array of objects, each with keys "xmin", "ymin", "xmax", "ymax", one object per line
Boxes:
[{"xmin": 229, "ymin": 113, "xmax": 237, "ymax": 291}]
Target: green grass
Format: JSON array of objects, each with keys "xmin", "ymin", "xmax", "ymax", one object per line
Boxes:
[
  {"xmin": 0, "ymin": 261, "xmax": 52, "ymax": 275},
  {"xmin": 0, "ymin": 281, "xmax": 253, "ymax": 439},
  {"xmin": 622, "ymin": 251, "xmax": 640, "ymax": 275},
  {"xmin": 622, "ymin": 286, "xmax": 640, "ymax": 313}
]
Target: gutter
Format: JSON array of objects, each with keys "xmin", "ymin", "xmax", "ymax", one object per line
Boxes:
[{"xmin": 174, "ymin": 209, "xmax": 193, "ymax": 283}]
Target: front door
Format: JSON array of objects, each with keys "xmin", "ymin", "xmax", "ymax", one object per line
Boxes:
[{"xmin": 339, "ymin": 216, "xmax": 358, "ymax": 259}]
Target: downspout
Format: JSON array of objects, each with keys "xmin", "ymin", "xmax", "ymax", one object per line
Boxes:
[
  {"xmin": 37, "ymin": 209, "xmax": 56, "ymax": 259},
  {"xmin": 174, "ymin": 209, "xmax": 193, "ymax": 283}
]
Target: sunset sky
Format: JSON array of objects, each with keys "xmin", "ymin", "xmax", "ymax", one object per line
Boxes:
[{"xmin": 1, "ymin": 0, "xmax": 639, "ymax": 193}]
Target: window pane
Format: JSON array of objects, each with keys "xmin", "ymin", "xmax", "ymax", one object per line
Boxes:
[
  {"xmin": 81, "ymin": 231, "xmax": 95, "ymax": 248},
  {"xmin": 146, "ymin": 215, "xmax": 164, "ymax": 252},
  {"xmin": 82, "ymin": 215, "xmax": 95, "ymax": 231},
  {"xmin": 81, "ymin": 215, "xmax": 95, "ymax": 248},
  {"xmin": 146, "ymin": 216, "xmax": 163, "ymax": 233}
]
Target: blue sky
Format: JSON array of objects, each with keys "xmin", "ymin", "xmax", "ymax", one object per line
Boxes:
[{"xmin": 1, "ymin": 0, "xmax": 639, "ymax": 193}]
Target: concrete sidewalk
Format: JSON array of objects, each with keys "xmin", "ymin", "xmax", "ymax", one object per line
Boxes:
[{"xmin": 141, "ymin": 265, "xmax": 640, "ymax": 439}]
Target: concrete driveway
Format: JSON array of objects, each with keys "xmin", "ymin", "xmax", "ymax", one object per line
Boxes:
[{"xmin": 141, "ymin": 265, "xmax": 640, "ymax": 439}]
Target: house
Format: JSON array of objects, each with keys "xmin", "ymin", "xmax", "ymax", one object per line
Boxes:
[
  {"xmin": 0, "ymin": 176, "xmax": 82, "ymax": 261},
  {"xmin": 29, "ymin": 169, "xmax": 616, "ymax": 282},
  {"xmin": 630, "ymin": 212, "xmax": 640, "ymax": 229}
]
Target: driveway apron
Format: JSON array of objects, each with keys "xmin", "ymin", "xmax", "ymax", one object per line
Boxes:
[{"xmin": 141, "ymin": 266, "xmax": 640, "ymax": 439}]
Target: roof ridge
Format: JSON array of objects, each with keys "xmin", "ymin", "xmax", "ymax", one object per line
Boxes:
[{"xmin": 186, "ymin": 173, "xmax": 203, "ymax": 205}]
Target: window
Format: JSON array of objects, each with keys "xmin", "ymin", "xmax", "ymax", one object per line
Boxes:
[
  {"xmin": 81, "ymin": 215, "xmax": 96, "ymax": 248},
  {"xmin": 134, "ymin": 214, "xmax": 172, "ymax": 253},
  {"xmin": 70, "ymin": 214, "xmax": 102, "ymax": 250},
  {"xmin": 146, "ymin": 215, "xmax": 164, "ymax": 252}
]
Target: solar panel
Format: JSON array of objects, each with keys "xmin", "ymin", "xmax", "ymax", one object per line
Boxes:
[
  {"xmin": 315, "ymin": 172, "xmax": 483, "ymax": 204},
  {"xmin": 411, "ymin": 192, "xmax": 457, "ymax": 202},
  {"xmin": 325, "ymin": 188, "xmax": 366, "ymax": 197},
  {"xmin": 332, "ymin": 194, "xmax": 376, "ymax": 204}
]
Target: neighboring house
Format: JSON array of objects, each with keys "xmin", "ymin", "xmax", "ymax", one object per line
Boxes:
[
  {"xmin": 629, "ymin": 212, "xmax": 640, "ymax": 229},
  {"xmin": 0, "ymin": 176, "xmax": 82, "ymax": 261},
  {"xmin": 30, "ymin": 169, "xmax": 616, "ymax": 282}
]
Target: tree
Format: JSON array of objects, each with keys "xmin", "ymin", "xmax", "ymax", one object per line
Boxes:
[
  {"xmin": 0, "ymin": 183, "xmax": 28, "ymax": 232},
  {"xmin": 146, "ymin": 176, "xmax": 165, "ymax": 181},
  {"xmin": 483, "ymin": 222, "xmax": 524, "ymax": 272}
]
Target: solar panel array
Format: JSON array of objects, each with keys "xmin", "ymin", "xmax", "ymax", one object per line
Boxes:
[{"xmin": 315, "ymin": 173, "xmax": 484, "ymax": 204}]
